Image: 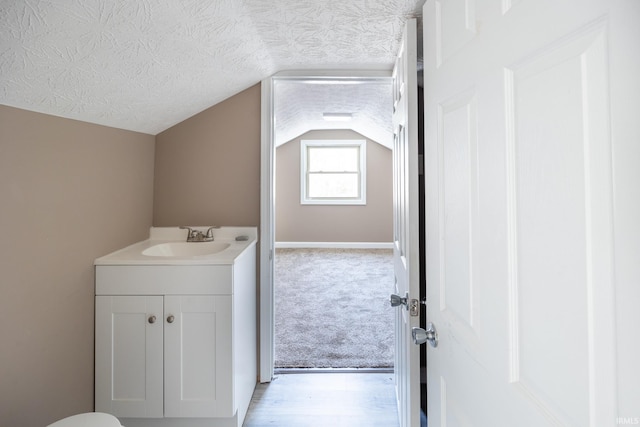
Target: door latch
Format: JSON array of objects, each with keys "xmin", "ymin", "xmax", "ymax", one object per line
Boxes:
[
  {"xmin": 409, "ymin": 299, "xmax": 420, "ymax": 316},
  {"xmin": 391, "ymin": 294, "xmax": 421, "ymax": 317}
]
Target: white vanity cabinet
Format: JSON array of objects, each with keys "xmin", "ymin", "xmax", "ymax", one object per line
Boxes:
[
  {"xmin": 95, "ymin": 295, "xmax": 233, "ymax": 418},
  {"xmin": 95, "ymin": 295, "xmax": 164, "ymax": 418},
  {"xmin": 94, "ymin": 234, "xmax": 256, "ymax": 427}
]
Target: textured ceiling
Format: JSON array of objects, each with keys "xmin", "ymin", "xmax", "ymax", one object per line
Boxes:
[
  {"xmin": 274, "ymin": 80, "xmax": 393, "ymax": 148},
  {"xmin": 0, "ymin": 0, "xmax": 423, "ymax": 135}
]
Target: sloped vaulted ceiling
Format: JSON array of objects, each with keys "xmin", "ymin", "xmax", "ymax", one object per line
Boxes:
[
  {"xmin": 0, "ymin": 0, "xmax": 423, "ymax": 135},
  {"xmin": 274, "ymin": 79, "xmax": 393, "ymax": 148}
]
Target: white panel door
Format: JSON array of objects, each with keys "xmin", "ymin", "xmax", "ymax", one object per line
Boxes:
[
  {"xmin": 391, "ymin": 18, "xmax": 421, "ymax": 427},
  {"xmin": 164, "ymin": 295, "xmax": 233, "ymax": 418},
  {"xmin": 423, "ymin": 0, "xmax": 639, "ymax": 425},
  {"xmin": 95, "ymin": 296, "xmax": 163, "ymax": 418}
]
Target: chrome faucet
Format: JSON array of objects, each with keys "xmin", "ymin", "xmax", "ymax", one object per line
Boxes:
[{"xmin": 180, "ymin": 226, "xmax": 219, "ymax": 242}]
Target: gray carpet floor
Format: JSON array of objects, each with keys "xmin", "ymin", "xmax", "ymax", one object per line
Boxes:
[{"xmin": 274, "ymin": 248, "xmax": 394, "ymax": 368}]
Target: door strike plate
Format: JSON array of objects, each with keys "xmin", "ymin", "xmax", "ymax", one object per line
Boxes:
[{"xmin": 409, "ymin": 299, "xmax": 420, "ymax": 316}]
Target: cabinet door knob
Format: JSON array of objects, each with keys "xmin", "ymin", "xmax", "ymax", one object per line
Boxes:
[
  {"xmin": 167, "ymin": 315, "xmax": 175, "ymax": 324},
  {"xmin": 148, "ymin": 315, "xmax": 156, "ymax": 324}
]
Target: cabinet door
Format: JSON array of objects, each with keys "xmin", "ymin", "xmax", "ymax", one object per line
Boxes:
[
  {"xmin": 95, "ymin": 296, "xmax": 163, "ymax": 418},
  {"xmin": 164, "ymin": 295, "xmax": 233, "ymax": 418}
]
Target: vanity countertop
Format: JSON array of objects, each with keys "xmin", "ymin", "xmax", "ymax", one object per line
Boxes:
[{"xmin": 94, "ymin": 226, "xmax": 258, "ymax": 266}]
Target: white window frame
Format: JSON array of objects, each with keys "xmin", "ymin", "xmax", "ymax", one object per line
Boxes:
[{"xmin": 300, "ymin": 139, "xmax": 367, "ymax": 205}]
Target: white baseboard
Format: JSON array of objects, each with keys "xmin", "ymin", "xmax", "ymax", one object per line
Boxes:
[{"xmin": 275, "ymin": 242, "xmax": 393, "ymax": 249}]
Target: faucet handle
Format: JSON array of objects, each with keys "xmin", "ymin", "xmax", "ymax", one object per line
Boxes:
[
  {"xmin": 205, "ymin": 226, "xmax": 219, "ymax": 238},
  {"xmin": 179, "ymin": 226, "xmax": 195, "ymax": 240}
]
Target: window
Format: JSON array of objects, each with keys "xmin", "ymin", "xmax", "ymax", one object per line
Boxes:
[{"xmin": 301, "ymin": 139, "xmax": 366, "ymax": 205}]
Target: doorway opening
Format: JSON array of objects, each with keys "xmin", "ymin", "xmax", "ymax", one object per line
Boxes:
[
  {"xmin": 268, "ymin": 75, "xmax": 395, "ymax": 372},
  {"xmin": 261, "ymin": 73, "xmax": 393, "ymax": 377}
]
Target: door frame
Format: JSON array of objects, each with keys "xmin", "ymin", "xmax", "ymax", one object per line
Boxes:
[{"xmin": 259, "ymin": 70, "xmax": 392, "ymax": 382}]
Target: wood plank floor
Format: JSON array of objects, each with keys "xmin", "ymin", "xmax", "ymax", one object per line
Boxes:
[{"xmin": 243, "ymin": 373, "xmax": 400, "ymax": 427}]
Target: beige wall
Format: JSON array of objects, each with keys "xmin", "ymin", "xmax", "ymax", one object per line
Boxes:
[
  {"xmin": 0, "ymin": 82, "xmax": 385, "ymax": 427},
  {"xmin": 152, "ymin": 84, "xmax": 262, "ymax": 384},
  {"xmin": 153, "ymin": 84, "xmax": 261, "ymax": 227},
  {"xmin": 276, "ymin": 129, "xmax": 393, "ymax": 243},
  {"xmin": 0, "ymin": 106, "xmax": 155, "ymax": 427}
]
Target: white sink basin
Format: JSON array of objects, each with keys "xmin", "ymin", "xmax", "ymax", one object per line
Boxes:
[{"xmin": 142, "ymin": 241, "xmax": 231, "ymax": 257}]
